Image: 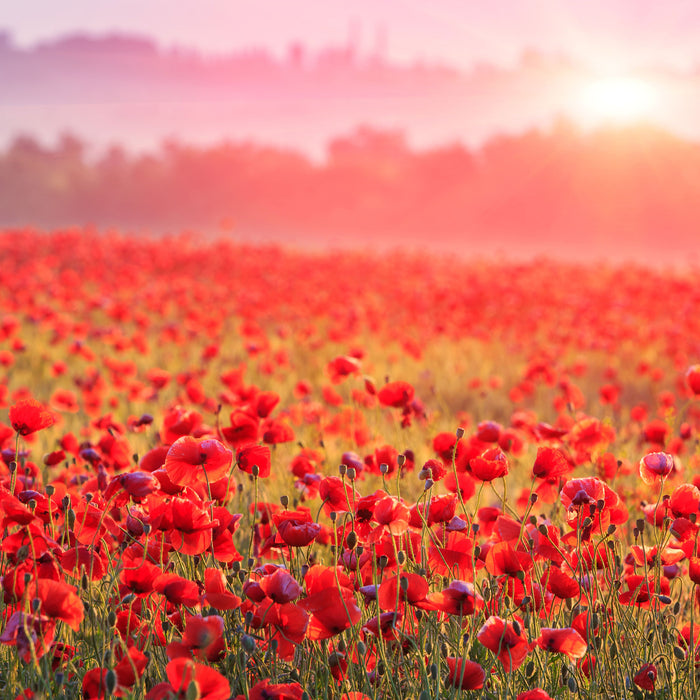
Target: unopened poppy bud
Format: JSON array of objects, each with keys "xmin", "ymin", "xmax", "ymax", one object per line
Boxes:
[
  {"xmin": 357, "ymin": 641, "xmax": 366, "ymax": 656},
  {"xmin": 105, "ymin": 669, "xmax": 117, "ymax": 695},
  {"xmin": 690, "ymin": 512, "xmax": 697, "ymax": 524},
  {"xmin": 526, "ymin": 661, "xmax": 535, "ymax": 678},
  {"xmin": 346, "ymin": 531, "xmax": 358, "ymax": 549},
  {"xmin": 512, "ymin": 620, "xmax": 521, "ymax": 635},
  {"xmin": 280, "ymin": 495, "xmax": 289, "ymax": 508},
  {"xmin": 455, "ymin": 427, "xmax": 465, "ymax": 439},
  {"xmin": 538, "ymin": 524, "xmax": 548, "ymax": 535},
  {"xmin": 657, "ymin": 594, "xmax": 672, "ymax": 604},
  {"xmin": 107, "ymin": 610, "xmax": 117, "ymax": 627},
  {"xmin": 607, "ymin": 524, "xmax": 616, "ymax": 535},
  {"xmin": 673, "ymin": 646, "xmax": 686, "ymax": 660},
  {"xmin": 424, "ymin": 478, "xmax": 434, "ymax": 490},
  {"xmin": 400, "ymin": 576, "xmax": 409, "ymax": 592},
  {"xmin": 66, "ymin": 509, "xmax": 76, "ymax": 527},
  {"xmin": 582, "ymin": 517, "xmax": 592, "ymax": 528},
  {"xmin": 567, "ymin": 677, "xmax": 578, "ymax": 693},
  {"xmin": 430, "ymin": 663, "xmax": 439, "ymax": 680},
  {"xmin": 8, "ymin": 461, "xmax": 16, "ymax": 473},
  {"xmin": 62, "ymin": 494, "xmax": 71, "ymax": 509},
  {"xmin": 530, "ymin": 493, "xmax": 538, "ymax": 504},
  {"xmin": 81, "ymin": 573, "xmax": 89, "ymax": 590},
  {"xmin": 186, "ymin": 680, "xmax": 199, "ymax": 700},
  {"xmin": 251, "ymin": 464, "xmax": 260, "ymax": 477},
  {"xmin": 121, "ymin": 593, "xmax": 136, "ymax": 606},
  {"xmin": 32, "ymin": 597, "xmax": 41, "ymax": 612},
  {"xmin": 397, "ymin": 550, "xmax": 406, "ymax": 565}
]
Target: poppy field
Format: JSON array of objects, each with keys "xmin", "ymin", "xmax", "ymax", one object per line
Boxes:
[{"xmin": 2, "ymin": 228, "xmax": 700, "ymax": 700}]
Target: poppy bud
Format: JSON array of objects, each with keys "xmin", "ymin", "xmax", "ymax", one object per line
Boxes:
[
  {"xmin": 186, "ymin": 680, "xmax": 199, "ymax": 700},
  {"xmin": 105, "ymin": 669, "xmax": 117, "ymax": 696}
]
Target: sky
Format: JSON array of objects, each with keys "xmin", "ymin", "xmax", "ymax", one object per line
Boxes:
[{"xmin": 4, "ymin": 0, "xmax": 700, "ymax": 72}]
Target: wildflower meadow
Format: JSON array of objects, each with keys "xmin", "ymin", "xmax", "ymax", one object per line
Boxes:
[{"xmin": 1, "ymin": 229, "xmax": 700, "ymax": 700}]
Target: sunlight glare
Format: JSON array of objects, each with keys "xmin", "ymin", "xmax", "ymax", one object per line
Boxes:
[{"xmin": 578, "ymin": 76, "xmax": 657, "ymax": 124}]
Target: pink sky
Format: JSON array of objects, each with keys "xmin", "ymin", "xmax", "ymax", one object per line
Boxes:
[{"xmin": 5, "ymin": 0, "xmax": 700, "ymax": 71}]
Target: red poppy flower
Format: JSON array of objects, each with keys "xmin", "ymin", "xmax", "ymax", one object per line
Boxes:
[
  {"xmin": 327, "ymin": 356, "xmax": 361, "ymax": 383},
  {"xmin": 9, "ymin": 398, "xmax": 55, "ymax": 436},
  {"xmin": 167, "ymin": 614, "xmax": 225, "ymax": 663},
  {"xmin": 422, "ymin": 579, "xmax": 483, "ymax": 616},
  {"xmin": 445, "ymin": 658, "xmax": 485, "ymax": 690},
  {"xmin": 633, "ymin": 663, "xmax": 658, "ymax": 691},
  {"xmin": 428, "ymin": 530, "xmax": 478, "ymax": 579},
  {"xmin": 262, "ymin": 418, "xmax": 295, "ymax": 445},
  {"xmin": 0, "ymin": 611, "xmax": 55, "ymax": 663},
  {"xmin": 534, "ymin": 627, "xmax": 587, "ymax": 659},
  {"xmin": 469, "ymin": 447, "xmax": 509, "ymax": 482},
  {"xmin": 247, "ymin": 679, "xmax": 305, "ymax": 700},
  {"xmin": 532, "ymin": 446, "xmax": 571, "ymax": 480},
  {"xmin": 221, "ymin": 409, "xmax": 259, "ymax": 447},
  {"xmin": 114, "ymin": 646, "xmax": 149, "ymax": 689},
  {"xmin": 686, "ymin": 365, "xmax": 700, "ymax": 395},
  {"xmin": 204, "ymin": 568, "xmax": 242, "ymax": 610},
  {"xmin": 670, "ymin": 483, "xmax": 700, "ymax": 518},
  {"xmin": 476, "ymin": 616, "xmax": 530, "ymax": 671},
  {"xmin": 155, "ymin": 573, "xmax": 201, "ymax": 607},
  {"xmin": 541, "ymin": 565, "xmax": 580, "ymax": 599},
  {"xmin": 237, "ymin": 444, "xmax": 271, "ymax": 478},
  {"xmin": 639, "ymin": 451, "xmax": 675, "ymax": 485},
  {"xmin": 257, "ymin": 568, "xmax": 303, "ymax": 604},
  {"xmin": 299, "ymin": 587, "xmax": 362, "ymax": 640},
  {"xmin": 29, "ymin": 579, "xmax": 84, "ymax": 632},
  {"xmin": 150, "ymin": 658, "xmax": 230, "ymax": 700},
  {"xmin": 517, "ymin": 690, "xmax": 555, "ymax": 700},
  {"xmin": 168, "ymin": 497, "xmax": 218, "ymax": 556},
  {"xmin": 319, "ymin": 476, "xmax": 359, "ymax": 515},
  {"xmin": 164, "ymin": 436, "xmax": 233, "ymax": 485},
  {"xmin": 377, "ymin": 573, "xmax": 429, "ymax": 611},
  {"xmin": 377, "ymin": 381, "xmax": 415, "ymax": 408},
  {"xmin": 485, "ymin": 541, "xmax": 533, "ymax": 578},
  {"xmin": 272, "ymin": 509, "xmax": 322, "ymax": 547},
  {"xmin": 369, "ymin": 496, "xmax": 410, "ymax": 540}
]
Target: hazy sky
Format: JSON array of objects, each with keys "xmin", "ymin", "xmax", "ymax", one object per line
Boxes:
[{"xmin": 4, "ymin": 0, "xmax": 700, "ymax": 71}]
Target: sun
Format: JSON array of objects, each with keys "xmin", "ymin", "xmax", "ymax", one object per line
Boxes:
[{"xmin": 577, "ymin": 76, "xmax": 657, "ymax": 125}]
